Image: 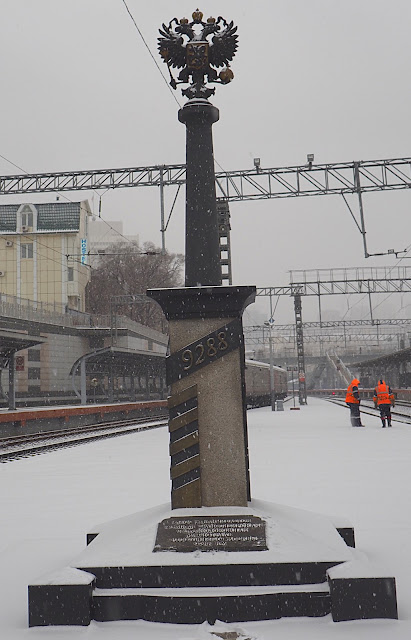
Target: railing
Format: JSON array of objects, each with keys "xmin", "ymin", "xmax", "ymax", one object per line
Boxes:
[
  {"xmin": 0, "ymin": 293, "xmax": 76, "ymax": 327},
  {"xmin": 0, "ymin": 294, "xmax": 167, "ymax": 346}
]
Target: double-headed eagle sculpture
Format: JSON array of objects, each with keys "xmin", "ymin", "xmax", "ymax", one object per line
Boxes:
[{"xmin": 158, "ymin": 8, "xmax": 238, "ymax": 99}]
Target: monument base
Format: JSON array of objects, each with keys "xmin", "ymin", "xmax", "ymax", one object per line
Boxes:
[{"xmin": 28, "ymin": 500, "xmax": 398, "ymax": 626}]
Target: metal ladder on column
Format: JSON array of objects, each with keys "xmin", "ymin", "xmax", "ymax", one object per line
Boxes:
[
  {"xmin": 294, "ymin": 293, "xmax": 307, "ymax": 405},
  {"xmin": 217, "ymin": 200, "xmax": 232, "ymax": 285}
]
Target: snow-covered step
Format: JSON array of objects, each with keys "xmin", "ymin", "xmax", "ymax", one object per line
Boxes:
[
  {"xmin": 91, "ymin": 582, "xmax": 331, "ymax": 623},
  {"xmin": 80, "ymin": 560, "xmax": 343, "ymax": 589}
]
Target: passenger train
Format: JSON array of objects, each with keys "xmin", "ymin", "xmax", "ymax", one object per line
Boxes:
[
  {"xmin": 1, "ymin": 357, "xmax": 287, "ymax": 410},
  {"xmin": 245, "ymin": 359, "xmax": 288, "ymax": 408}
]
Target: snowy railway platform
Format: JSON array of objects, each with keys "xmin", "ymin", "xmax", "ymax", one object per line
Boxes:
[{"xmin": 1, "ymin": 397, "xmax": 411, "ymax": 639}]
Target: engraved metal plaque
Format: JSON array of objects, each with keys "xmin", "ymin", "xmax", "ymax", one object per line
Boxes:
[{"xmin": 153, "ymin": 515, "xmax": 267, "ymax": 552}]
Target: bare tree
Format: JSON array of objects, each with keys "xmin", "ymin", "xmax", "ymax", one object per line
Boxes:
[{"xmin": 85, "ymin": 241, "xmax": 184, "ymax": 331}]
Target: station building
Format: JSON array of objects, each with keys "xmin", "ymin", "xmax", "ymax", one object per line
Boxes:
[
  {"xmin": 0, "ymin": 201, "xmax": 91, "ymax": 312},
  {"xmin": 0, "ymin": 299, "xmax": 167, "ymax": 407},
  {"xmin": 0, "ymin": 200, "xmax": 168, "ymax": 407}
]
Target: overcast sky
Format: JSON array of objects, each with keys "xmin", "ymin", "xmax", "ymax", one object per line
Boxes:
[{"xmin": 1, "ymin": 1, "xmax": 411, "ymax": 325}]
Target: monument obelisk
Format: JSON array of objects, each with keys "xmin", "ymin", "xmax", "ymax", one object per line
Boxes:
[{"xmin": 148, "ymin": 9, "xmax": 255, "ymax": 509}]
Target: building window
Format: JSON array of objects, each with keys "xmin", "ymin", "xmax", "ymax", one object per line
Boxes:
[
  {"xmin": 21, "ymin": 210, "xmax": 33, "ymax": 228},
  {"xmin": 28, "ymin": 349, "xmax": 41, "ymax": 362},
  {"xmin": 21, "ymin": 243, "xmax": 33, "ymax": 259},
  {"xmin": 68, "ymin": 267, "xmax": 74, "ymax": 281}
]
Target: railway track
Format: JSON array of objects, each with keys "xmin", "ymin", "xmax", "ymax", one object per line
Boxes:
[
  {"xmin": 324, "ymin": 397, "xmax": 411, "ymax": 425},
  {"xmin": 0, "ymin": 396, "xmax": 292, "ymax": 464},
  {"xmin": 0, "ymin": 415, "xmax": 168, "ymax": 463}
]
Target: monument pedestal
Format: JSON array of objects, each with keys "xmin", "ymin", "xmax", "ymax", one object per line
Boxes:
[
  {"xmin": 147, "ymin": 285, "xmax": 256, "ymax": 509},
  {"xmin": 28, "ymin": 500, "xmax": 397, "ymax": 625}
]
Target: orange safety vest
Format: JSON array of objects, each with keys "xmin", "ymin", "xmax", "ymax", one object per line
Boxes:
[
  {"xmin": 374, "ymin": 381, "xmax": 392, "ymax": 405},
  {"xmin": 346, "ymin": 379, "xmax": 360, "ymax": 404}
]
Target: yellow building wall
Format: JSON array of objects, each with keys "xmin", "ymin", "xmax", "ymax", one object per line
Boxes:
[
  {"xmin": 20, "ymin": 245, "xmax": 34, "ymax": 300},
  {"xmin": 37, "ymin": 234, "xmax": 63, "ymax": 306},
  {"xmin": 0, "ymin": 238, "xmax": 17, "ymax": 296},
  {"xmin": 0, "ymin": 227, "xmax": 91, "ymax": 311}
]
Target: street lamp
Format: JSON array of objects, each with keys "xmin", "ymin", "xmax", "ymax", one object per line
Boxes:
[{"xmin": 264, "ymin": 318, "xmax": 275, "ymax": 411}]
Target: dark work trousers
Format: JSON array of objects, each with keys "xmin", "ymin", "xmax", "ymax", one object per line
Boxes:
[
  {"xmin": 347, "ymin": 402, "xmax": 362, "ymax": 427},
  {"xmin": 378, "ymin": 403, "xmax": 392, "ymax": 427}
]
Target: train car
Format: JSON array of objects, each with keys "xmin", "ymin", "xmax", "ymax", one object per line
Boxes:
[
  {"xmin": 245, "ymin": 359, "xmax": 287, "ymax": 408},
  {"xmin": 3, "ymin": 355, "xmax": 287, "ymax": 411}
]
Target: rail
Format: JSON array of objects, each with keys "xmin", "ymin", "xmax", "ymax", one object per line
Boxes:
[{"xmin": 0, "ymin": 415, "xmax": 168, "ymax": 462}]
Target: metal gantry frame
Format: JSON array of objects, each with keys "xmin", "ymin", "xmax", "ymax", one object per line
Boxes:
[
  {"xmin": 244, "ymin": 332, "xmax": 409, "ymax": 345},
  {"xmin": 3, "ymin": 156, "xmax": 411, "ymax": 198},
  {"xmin": 257, "ymin": 266, "xmax": 411, "ymax": 325},
  {"xmin": 2, "ymin": 155, "xmax": 411, "ymax": 258},
  {"xmin": 245, "ymin": 318, "xmax": 411, "ymax": 345},
  {"xmin": 245, "ymin": 318, "xmax": 411, "ymax": 330},
  {"xmin": 257, "ymin": 266, "xmax": 411, "ymax": 297},
  {"xmin": 256, "ymin": 269, "xmax": 411, "ymax": 402}
]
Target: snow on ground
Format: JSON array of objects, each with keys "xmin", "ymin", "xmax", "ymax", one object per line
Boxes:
[{"xmin": 1, "ymin": 397, "xmax": 411, "ymax": 639}]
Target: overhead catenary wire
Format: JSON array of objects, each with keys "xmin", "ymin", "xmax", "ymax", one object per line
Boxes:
[
  {"xmin": 67, "ymin": 251, "xmax": 159, "ymax": 258},
  {"xmin": 120, "ymin": 0, "xmax": 182, "ymax": 109},
  {"xmin": 0, "ymin": 152, "xmax": 96, "ymax": 274},
  {"xmin": 0, "ymin": 2, "xmax": 228, "ymax": 257},
  {"xmin": 89, "ymin": 189, "xmax": 143, "ymax": 248},
  {"xmin": 352, "ymin": 242, "xmax": 411, "ymax": 321},
  {"xmin": 0, "ymin": 233, "xmax": 88, "ymax": 312},
  {"xmin": 0, "ymin": 152, "xmax": 27, "ymax": 174},
  {"xmin": 119, "ymin": 2, "xmax": 229, "ymax": 177},
  {"xmin": 0, "ymin": 231, "xmax": 92, "ymax": 277}
]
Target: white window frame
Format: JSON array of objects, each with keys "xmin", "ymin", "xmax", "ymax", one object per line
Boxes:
[
  {"xmin": 21, "ymin": 209, "xmax": 33, "ymax": 228},
  {"xmin": 21, "ymin": 243, "xmax": 33, "ymax": 259},
  {"xmin": 17, "ymin": 203, "xmax": 37, "ymax": 232}
]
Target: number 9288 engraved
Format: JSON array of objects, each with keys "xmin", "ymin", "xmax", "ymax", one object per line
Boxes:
[{"xmin": 182, "ymin": 331, "xmax": 228, "ymax": 370}]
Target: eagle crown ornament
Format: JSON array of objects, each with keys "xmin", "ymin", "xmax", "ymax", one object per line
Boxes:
[{"xmin": 158, "ymin": 9, "xmax": 238, "ymax": 99}]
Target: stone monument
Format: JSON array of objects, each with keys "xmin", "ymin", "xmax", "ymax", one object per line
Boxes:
[
  {"xmin": 28, "ymin": 9, "xmax": 398, "ymax": 627},
  {"xmin": 148, "ymin": 9, "xmax": 254, "ymax": 510}
]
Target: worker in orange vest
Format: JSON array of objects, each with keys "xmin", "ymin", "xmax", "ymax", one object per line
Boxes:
[
  {"xmin": 373, "ymin": 379, "xmax": 395, "ymax": 427},
  {"xmin": 345, "ymin": 378, "xmax": 363, "ymax": 427}
]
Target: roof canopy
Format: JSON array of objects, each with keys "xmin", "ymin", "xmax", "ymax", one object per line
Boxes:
[
  {"xmin": 0, "ymin": 330, "xmax": 45, "ymax": 362},
  {"xmin": 350, "ymin": 346, "xmax": 411, "ymax": 369},
  {"xmin": 70, "ymin": 346, "xmax": 166, "ymax": 377}
]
